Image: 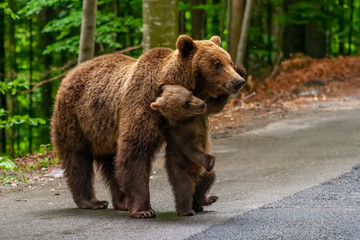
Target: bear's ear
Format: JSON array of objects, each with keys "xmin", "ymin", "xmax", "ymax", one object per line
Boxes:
[
  {"xmin": 176, "ymin": 35, "xmax": 196, "ymax": 57},
  {"xmin": 150, "ymin": 97, "xmax": 164, "ymax": 111},
  {"xmin": 209, "ymin": 36, "xmax": 221, "ymax": 46}
]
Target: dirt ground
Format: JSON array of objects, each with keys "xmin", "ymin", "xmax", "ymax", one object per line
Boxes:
[
  {"xmin": 210, "ymin": 56, "xmax": 360, "ymax": 137},
  {"xmin": 1, "ymin": 56, "xmax": 360, "ymax": 193}
]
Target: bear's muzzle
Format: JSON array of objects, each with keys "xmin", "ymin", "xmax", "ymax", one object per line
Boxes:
[{"xmin": 225, "ymin": 78, "xmax": 246, "ymax": 93}]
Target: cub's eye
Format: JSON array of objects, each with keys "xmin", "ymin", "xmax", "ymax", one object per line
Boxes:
[
  {"xmin": 183, "ymin": 101, "xmax": 190, "ymax": 109},
  {"xmin": 215, "ymin": 61, "xmax": 223, "ymax": 69}
]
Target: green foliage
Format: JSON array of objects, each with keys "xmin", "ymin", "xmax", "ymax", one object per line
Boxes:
[
  {"xmin": 1, "ymin": 114, "xmax": 46, "ymax": 129},
  {"xmin": 286, "ymin": 1, "xmax": 328, "ymax": 24},
  {"xmin": 0, "ymin": 157, "xmax": 26, "ymax": 184},
  {"xmin": 0, "ymin": 78, "xmax": 29, "ymax": 95},
  {"xmin": 0, "ymin": 2, "xmax": 19, "ymax": 20},
  {"xmin": 19, "ymin": 0, "xmax": 76, "ymax": 16},
  {"xmin": 42, "ymin": 10, "xmax": 82, "ymax": 37},
  {"xmin": 25, "ymin": 157, "xmax": 58, "ymax": 171},
  {"xmin": 43, "ymin": 35, "xmax": 80, "ymax": 55}
]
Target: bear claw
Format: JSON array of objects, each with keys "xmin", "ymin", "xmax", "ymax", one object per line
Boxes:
[
  {"xmin": 206, "ymin": 155, "xmax": 216, "ymax": 172},
  {"xmin": 130, "ymin": 209, "xmax": 156, "ymax": 219}
]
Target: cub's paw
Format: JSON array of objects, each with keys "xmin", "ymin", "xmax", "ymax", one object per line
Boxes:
[
  {"xmin": 205, "ymin": 155, "xmax": 216, "ymax": 172},
  {"xmin": 77, "ymin": 200, "xmax": 109, "ymax": 210},
  {"xmin": 178, "ymin": 209, "xmax": 196, "ymax": 216},
  {"xmin": 203, "ymin": 195, "xmax": 218, "ymax": 206},
  {"xmin": 130, "ymin": 209, "xmax": 156, "ymax": 219},
  {"xmin": 193, "ymin": 195, "xmax": 218, "ymax": 212}
]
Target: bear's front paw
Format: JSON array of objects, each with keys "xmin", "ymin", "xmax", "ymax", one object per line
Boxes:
[
  {"xmin": 205, "ymin": 155, "xmax": 216, "ymax": 172},
  {"xmin": 130, "ymin": 209, "xmax": 156, "ymax": 219}
]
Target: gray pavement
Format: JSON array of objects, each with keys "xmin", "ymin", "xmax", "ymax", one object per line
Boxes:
[
  {"xmin": 0, "ymin": 105, "xmax": 359, "ymax": 239},
  {"xmin": 189, "ymin": 165, "xmax": 360, "ymax": 240}
]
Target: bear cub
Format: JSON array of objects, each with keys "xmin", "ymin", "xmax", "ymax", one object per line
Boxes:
[
  {"xmin": 150, "ymin": 84, "xmax": 217, "ymax": 216},
  {"xmin": 150, "ymin": 85, "xmax": 215, "ymax": 172}
]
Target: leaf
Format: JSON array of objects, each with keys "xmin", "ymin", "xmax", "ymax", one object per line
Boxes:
[
  {"xmin": 0, "ymin": 2, "xmax": 19, "ymax": 20},
  {"xmin": 43, "ymin": 36, "xmax": 80, "ymax": 55},
  {"xmin": 42, "ymin": 10, "xmax": 82, "ymax": 35},
  {"xmin": 0, "ymin": 157, "xmax": 17, "ymax": 171},
  {"xmin": 19, "ymin": 0, "xmax": 73, "ymax": 16}
]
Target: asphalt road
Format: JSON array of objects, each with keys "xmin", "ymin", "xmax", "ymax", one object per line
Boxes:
[{"xmin": 1, "ymin": 104, "xmax": 359, "ymax": 240}]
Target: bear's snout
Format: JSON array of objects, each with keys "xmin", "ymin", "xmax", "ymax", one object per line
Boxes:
[{"xmin": 225, "ymin": 78, "xmax": 246, "ymax": 93}]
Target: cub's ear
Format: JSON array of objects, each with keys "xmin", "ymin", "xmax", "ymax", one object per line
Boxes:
[
  {"xmin": 176, "ymin": 35, "xmax": 196, "ymax": 57},
  {"xmin": 209, "ymin": 36, "xmax": 221, "ymax": 46},
  {"xmin": 150, "ymin": 97, "xmax": 164, "ymax": 110}
]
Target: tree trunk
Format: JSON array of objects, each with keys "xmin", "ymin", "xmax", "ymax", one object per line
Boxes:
[
  {"xmin": 272, "ymin": 2, "xmax": 284, "ymax": 66},
  {"xmin": 142, "ymin": 0, "xmax": 178, "ymax": 51},
  {"xmin": 219, "ymin": 0, "xmax": 227, "ymax": 40},
  {"xmin": 40, "ymin": 7, "xmax": 53, "ymax": 120},
  {"xmin": 28, "ymin": 17, "xmax": 33, "ymax": 154},
  {"xmin": 113, "ymin": 0, "xmax": 119, "ymax": 51},
  {"xmin": 210, "ymin": 0, "xmax": 220, "ymax": 36},
  {"xmin": 339, "ymin": 0, "xmax": 345, "ymax": 55},
  {"xmin": 191, "ymin": 0, "xmax": 206, "ymax": 40},
  {"xmin": 266, "ymin": 0, "xmax": 272, "ymax": 65},
  {"xmin": 236, "ymin": 0, "xmax": 254, "ymax": 63},
  {"xmin": 179, "ymin": 8, "xmax": 186, "ymax": 34},
  {"xmin": 348, "ymin": 0, "xmax": 354, "ymax": 55},
  {"xmin": 305, "ymin": 21, "xmax": 326, "ymax": 58},
  {"xmin": 5, "ymin": 0, "xmax": 17, "ymax": 157},
  {"xmin": 283, "ymin": 0, "xmax": 305, "ymax": 58},
  {"xmin": 78, "ymin": 0, "xmax": 98, "ymax": 64},
  {"xmin": 0, "ymin": 7, "xmax": 6, "ymax": 153}
]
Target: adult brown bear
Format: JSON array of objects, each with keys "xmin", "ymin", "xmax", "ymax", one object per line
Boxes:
[{"xmin": 51, "ymin": 35, "xmax": 245, "ymax": 218}]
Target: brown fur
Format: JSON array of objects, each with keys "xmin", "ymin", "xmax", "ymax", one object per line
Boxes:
[
  {"xmin": 151, "ymin": 85, "xmax": 217, "ymax": 216},
  {"xmin": 150, "ymin": 85, "xmax": 214, "ymax": 171},
  {"xmin": 51, "ymin": 35, "xmax": 243, "ymax": 218}
]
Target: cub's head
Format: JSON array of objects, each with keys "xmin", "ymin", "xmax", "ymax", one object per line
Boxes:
[
  {"xmin": 176, "ymin": 35, "xmax": 246, "ymax": 99},
  {"xmin": 150, "ymin": 85, "xmax": 206, "ymax": 123}
]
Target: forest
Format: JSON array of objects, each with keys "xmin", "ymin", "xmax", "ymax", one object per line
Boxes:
[{"xmin": 0, "ymin": 0, "xmax": 359, "ymax": 160}]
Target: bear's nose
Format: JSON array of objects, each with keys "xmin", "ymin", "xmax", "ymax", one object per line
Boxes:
[{"xmin": 235, "ymin": 78, "xmax": 246, "ymax": 90}]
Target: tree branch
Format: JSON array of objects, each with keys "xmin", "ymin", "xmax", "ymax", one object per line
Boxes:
[
  {"xmin": 21, "ymin": 72, "xmax": 67, "ymax": 94},
  {"xmin": 21, "ymin": 45, "xmax": 143, "ymax": 94}
]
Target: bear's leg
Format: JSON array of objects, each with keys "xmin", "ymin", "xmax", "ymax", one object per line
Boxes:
[
  {"xmin": 166, "ymin": 159, "xmax": 196, "ymax": 216},
  {"xmin": 96, "ymin": 155, "xmax": 128, "ymax": 211},
  {"xmin": 115, "ymin": 140, "xmax": 156, "ymax": 218},
  {"xmin": 64, "ymin": 151, "xmax": 109, "ymax": 209},
  {"xmin": 172, "ymin": 171, "xmax": 196, "ymax": 216},
  {"xmin": 193, "ymin": 170, "xmax": 218, "ymax": 212}
]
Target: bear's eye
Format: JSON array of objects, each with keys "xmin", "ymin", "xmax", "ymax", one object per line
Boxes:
[
  {"xmin": 215, "ymin": 61, "xmax": 223, "ymax": 69},
  {"xmin": 183, "ymin": 101, "xmax": 190, "ymax": 109}
]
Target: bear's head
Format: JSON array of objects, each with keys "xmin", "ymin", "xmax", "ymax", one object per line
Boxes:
[
  {"xmin": 150, "ymin": 85, "xmax": 206, "ymax": 124},
  {"xmin": 176, "ymin": 35, "xmax": 246, "ymax": 100}
]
